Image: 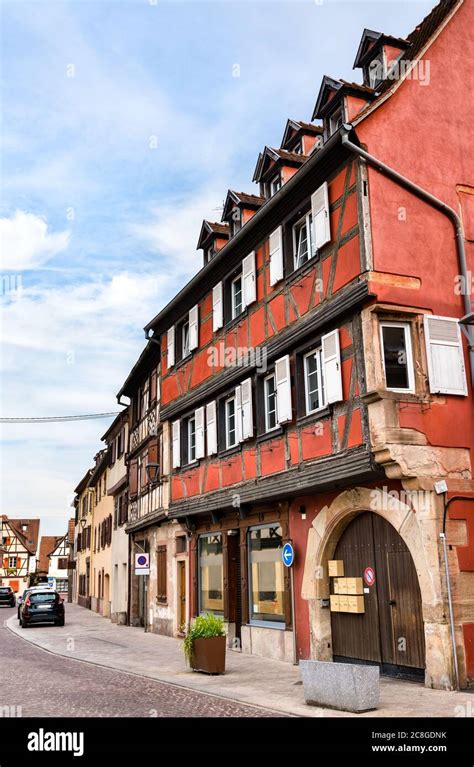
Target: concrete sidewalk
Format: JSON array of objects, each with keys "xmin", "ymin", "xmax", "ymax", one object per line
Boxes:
[{"xmin": 6, "ymin": 604, "xmax": 472, "ymax": 718}]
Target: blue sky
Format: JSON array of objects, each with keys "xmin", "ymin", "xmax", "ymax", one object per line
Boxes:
[{"xmin": 0, "ymin": 0, "xmax": 433, "ymax": 535}]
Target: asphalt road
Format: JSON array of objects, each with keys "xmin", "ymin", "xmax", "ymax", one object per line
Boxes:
[{"xmin": 0, "ymin": 607, "xmax": 279, "ymax": 717}]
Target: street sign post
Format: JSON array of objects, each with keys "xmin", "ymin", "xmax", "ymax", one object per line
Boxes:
[{"xmin": 281, "ymin": 542, "xmax": 297, "ymax": 665}]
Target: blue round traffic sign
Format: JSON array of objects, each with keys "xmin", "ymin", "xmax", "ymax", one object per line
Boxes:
[{"xmin": 282, "ymin": 542, "xmax": 294, "ymax": 567}]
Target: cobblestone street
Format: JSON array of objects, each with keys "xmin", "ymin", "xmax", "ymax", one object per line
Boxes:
[{"xmin": 0, "ymin": 609, "xmax": 280, "ymax": 717}]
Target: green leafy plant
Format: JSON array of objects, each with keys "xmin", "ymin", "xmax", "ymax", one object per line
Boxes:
[{"xmin": 182, "ymin": 613, "xmax": 225, "ymax": 665}]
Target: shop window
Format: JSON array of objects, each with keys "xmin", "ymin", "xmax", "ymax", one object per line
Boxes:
[
  {"xmin": 198, "ymin": 534, "xmax": 224, "ymax": 615},
  {"xmin": 380, "ymin": 321, "xmax": 415, "ymax": 393},
  {"xmin": 248, "ymin": 525, "xmax": 285, "ymax": 625}
]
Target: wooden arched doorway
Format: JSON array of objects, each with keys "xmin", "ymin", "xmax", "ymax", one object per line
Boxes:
[{"xmin": 331, "ymin": 512, "xmax": 425, "ymax": 679}]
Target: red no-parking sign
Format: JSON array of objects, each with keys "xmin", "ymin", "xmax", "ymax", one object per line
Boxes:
[{"xmin": 364, "ymin": 567, "xmax": 375, "ymax": 586}]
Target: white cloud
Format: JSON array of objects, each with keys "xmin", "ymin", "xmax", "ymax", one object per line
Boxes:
[{"xmin": 0, "ymin": 210, "xmax": 71, "ymax": 271}]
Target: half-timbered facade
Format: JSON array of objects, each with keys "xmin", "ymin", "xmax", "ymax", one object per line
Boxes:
[
  {"xmin": 74, "ymin": 469, "xmax": 93, "ymax": 609},
  {"xmin": 0, "ymin": 517, "xmax": 40, "ymax": 596},
  {"xmin": 117, "ymin": 341, "xmax": 189, "ymax": 636},
  {"xmin": 141, "ymin": 0, "xmax": 474, "ymax": 689},
  {"xmin": 38, "ymin": 533, "xmax": 70, "ymax": 593}
]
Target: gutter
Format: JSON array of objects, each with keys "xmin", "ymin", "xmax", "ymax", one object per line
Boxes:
[{"xmin": 341, "ymin": 124, "xmax": 474, "ymax": 388}]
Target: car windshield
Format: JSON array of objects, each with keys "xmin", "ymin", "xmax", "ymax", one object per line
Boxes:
[
  {"xmin": 0, "ymin": 588, "xmax": 11, "ymax": 594},
  {"xmin": 29, "ymin": 593, "xmax": 56, "ymax": 603}
]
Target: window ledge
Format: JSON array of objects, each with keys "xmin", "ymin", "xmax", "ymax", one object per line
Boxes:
[
  {"xmin": 173, "ymin": 353, "xmax": 193, "ymax": 371},
  {"xmin": 218, "ymin": 445, "xmax": 241, "ymax": 460},
  {"xmin": 246, "ymin": 621, "xmax": 287, "ymax": 631},
  {"xmin": 286, "ymin": 254, "xmax": 320, "ymax": 287},
  {"xmin": 361, "ymin": 389, "xmax": 428, "ymax": 405},
  {"xmin": 296, "ymin": 406, "xmax": 331, "ymax": 426},
  {"xmin": 256, "ymin": 426, "xmax": 284, "ymax": 444}
]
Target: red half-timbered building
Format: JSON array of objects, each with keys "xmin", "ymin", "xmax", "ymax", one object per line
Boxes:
[{"xmin": 140, "ymin": 0, "xmax": 474, "ymax": 689}]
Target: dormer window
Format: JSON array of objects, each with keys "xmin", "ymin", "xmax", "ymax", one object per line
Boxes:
[
  {"xmin": 230, "ymin": 208, "xmax": 242, "ymax": 237},
  {"xmin": 267, "ymin": 173, "xmax": 281, "ymax": 198},
  {"xmin": 328, "ymin": 106, "xmax": 343, "ymax": 136},
  {"xmin": 292, "ymin": 140, "xmax": 303, "ymax": 155},
  {"xmin": 205, "ymin": 244, "xmax": 216, "ymax": 264},
  {"xmin": 367, "ymin": 49, "xmax": 385, "ymax": 88}
]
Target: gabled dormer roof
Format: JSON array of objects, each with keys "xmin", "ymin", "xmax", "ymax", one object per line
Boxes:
[
  {"xmin": 252, "ymin": 147, "xmax": 307, "ymax": 183},
  {"xmin": 280, "ymin": 119, "xmax": 323, "ymax": 151},
  {"xmin": 353, "ymin": 28, "xmax": 409, "ymax": 69},
  {"xmin": 311, "ymin": 76, "xmax": 343, "ymax": 121},
  {"xmin": 221, "ymin": 190, "xmax": 265, "ymax": 221},
  {"xmin": 196, "ymin": 220, "xmax": 230, "ymax": 250},
  {"xmin": 312, "ymin": 76, "xmax": 376, "ymax": 120}
]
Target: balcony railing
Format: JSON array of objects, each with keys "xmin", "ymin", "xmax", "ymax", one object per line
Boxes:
[
  {"xmin": 130, "ymin": 404, "xmax": 159, "ymax": 452},
  {"xmin": 128, "ymin": 484, "xmax": 163, "ymax": 524}
]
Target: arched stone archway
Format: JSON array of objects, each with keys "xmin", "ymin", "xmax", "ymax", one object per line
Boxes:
[{"xmin": 301, "ymin": 487, "xmax": 455, "ymax": 690}]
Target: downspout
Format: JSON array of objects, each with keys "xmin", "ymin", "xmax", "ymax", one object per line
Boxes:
[{"xmin": 341, "ymin": 125, "xmax": 474, "ymax": 388}]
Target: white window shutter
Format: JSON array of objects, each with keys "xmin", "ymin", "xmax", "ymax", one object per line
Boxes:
[
  {"xmin": 242, "ymin": 251, "xmax": 256, "ymax": 307},
  {"xmin": 212, "ymin": 283, "xmax": 223, "ymax": 331},
  {"xmin": 311, "ymin": 181, "xmax": 331, "ymax": 251},
  {"xmin": 269, "ymin": 226, "xmax": 284, "ymax": 286},
  {"xmin": 423, "ymin": 316, "xmax": 468, "ymax": 395},
  {"xmin": 171, "ymin": 419, "xmax": 181, "ymax": 468},
  {"xmin": 275, "ymin": 355, "xmax": 292, "ymax": 423},
  {"xmin": 240, "ymin": 378, "xmax": 254, "ymax": 440},
  {"xmin": 167, "ymin": 327, "xmax": 175, "ymax": 367},
  {"xmin": 189, "ymin": 305, "xmax": 199, "ymax": 351},
  {"xmin": 206, "ymin": 401, "xmax": 217, "ymax": 456},
  {"xmin": 322, "ymin": 329, "xmax": 343, "ymax": 404},
  {"xmin": 235, "ymin": 385, "xmax": 243, "ymax": 442},
  {"xmin": 195, "ymin": 406, "xmax": 205, "ymax": 459}
]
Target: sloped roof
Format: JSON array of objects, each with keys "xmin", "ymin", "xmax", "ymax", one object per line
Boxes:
[
  {"xmin": 196, "ymin": 220, "xmax": 230, "ymax": 250},
  {"xmin": 38, "ymin": 535, "xmax": 63, "ymax": 573},
  {"xmin": 222, "ymin": 190, "xmax": 265, "ymax": 221},
  {"xmin": 252, "ymin": 146, "xmax": 307, "ymax": 183},
  {"xmin": 8, "ymin": 518, "xmax": 40, "ymax": 555},
  {"xmin": 353, "ymin": 28, "xmax": 409, "ymax": 69}
]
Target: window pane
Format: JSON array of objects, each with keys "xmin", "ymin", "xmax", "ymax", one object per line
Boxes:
[
  {"xmin": 265, "ymin": 375, "xmax": 277, "ymax": 430},
  {"xmin": 382, "ymin": 326, "xmax": 410, "ymax": 389},
  {"xmin": 199, "ymin": 534, "xmax": 223, "ymax": 614},
  {"xmin": 305, "ymin": 350, "xmax": 322, "ymax": 412},
  {"xmin": 188, "ymin": 417, "xmax": 196, "ymax": 461},
  {"xmin": 226, "ymin": 398, "xmax": 236, "ymax": 447},
  {"xmin": 248, "ymin": 525, "xmax": 285, "ymax": 623},
  {"xmin": 182, "ymin": 322, "xmax": 190, "ymax": 357},
  {"xmin": 232, "ymin": 276, "xmax": 242, "ymax": 318}
]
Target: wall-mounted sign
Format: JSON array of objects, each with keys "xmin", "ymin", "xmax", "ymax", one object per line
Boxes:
[
  {"xmin": 135, "ymin": 553, "xmax": 150, "ymax": 576},
  {"xmin": 282, "ymin": 542, "xmax": 294, "ymax": 568},
  {"xmin": 364, "ymin": 567, "xmax": 375, "ymax": 586}
]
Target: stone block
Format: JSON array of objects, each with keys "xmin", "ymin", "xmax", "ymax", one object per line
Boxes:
[{"xmin": 300, "ymin": 660, "xmax": 379, "ymax": 712}]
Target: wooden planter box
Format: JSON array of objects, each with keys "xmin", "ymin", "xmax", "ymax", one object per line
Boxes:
[{"xmin": 191, "ymin": 635, "xmax": 226, "ymax": 674}]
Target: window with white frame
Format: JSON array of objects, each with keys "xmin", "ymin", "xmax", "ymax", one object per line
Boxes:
[
  {"xmin": 367, "ymin": 50, "xmax": 385, "ymax": 88},
  {"xmin": 380, "ymin": 321, "xmax": 415, "ymax": 392},
  {"xmin": 264, "ymin": 373, "xmax": 278, "ymax": 432},
  {"xmin": 231, "ymin": 273, "xmax": 243, "ymax": 319},
  {"xmin": 8, "ymin": 557, "xmax": 16, "ymax": 569},
  {"xmin": 304, "ymin": 347, "xmax": 326, "ymax": 413},
  {"xmin": 225, "ymin": 396, "xmax": 237, "ymax": 449},
  {"xmin": 328, "ymin": 106, "xmax": 343, "ymax": 136},
  {"xmin": 293, "ymin": 212, "xmax": 314, "ymax": 270},
  {"xmin": 181, "ymin": 320, "xmax": 190, "ymax": 359},
  {"xmin": 230, "ymin": 208, "xmax": 242, "ymax": 237},
  {"xmin": 187, "ymin": 415, "xmax": 196, "ymax": 463},
  {"xmin": 270, "ymin": 174, "xmax": 281, "ymax": 197}
]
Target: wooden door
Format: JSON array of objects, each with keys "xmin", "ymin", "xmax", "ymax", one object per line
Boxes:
[
  {"xmin": 178, "ymin": 560, "xmax": 186, "ymax": 630},
  {"xmin": 331, "ymin": 512, "xmax": 425, "ymax": 675}
]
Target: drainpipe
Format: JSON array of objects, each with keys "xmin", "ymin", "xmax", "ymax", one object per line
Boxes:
[
  {"xmin": 441, "ymin": 495, "xmax": 474, "ymax": 690},
  {"xmin": 341, "ymin": 125, "xmax": 474, "ymax": 389}
]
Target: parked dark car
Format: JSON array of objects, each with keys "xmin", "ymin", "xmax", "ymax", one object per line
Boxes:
[
  {"xmin": 17, "ymin": 585, "xmax": 54, "ymax": 620},
  {"xmin": 0, "ymin": 586, "xmax": 16, "ymax": 608},
  {"xmin": 20, "ymin": 590, "xmax": 65, "ymax": 628}
]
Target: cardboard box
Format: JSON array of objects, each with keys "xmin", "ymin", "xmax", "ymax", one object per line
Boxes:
[
  {"xmin": 347, "ymin": 595, "xmax": 365, "ymax": 613},
  {"xmin": 345, "ymin": 577, "xmax": 364, "ymax": 595},
  {"xmin": 330, "ymin": 595, "xmax": 340, "ymax": 612},
  {"xmin": 338, "ymin": 595, "xmax": 349, "ymax": 612},
  {"xmin": 334, "ymin": 578, "xmax": 347, "ymax": 594},
  {"xmin": 328, "ymin": 560, "xmax": 344, "ymax": 577}
]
